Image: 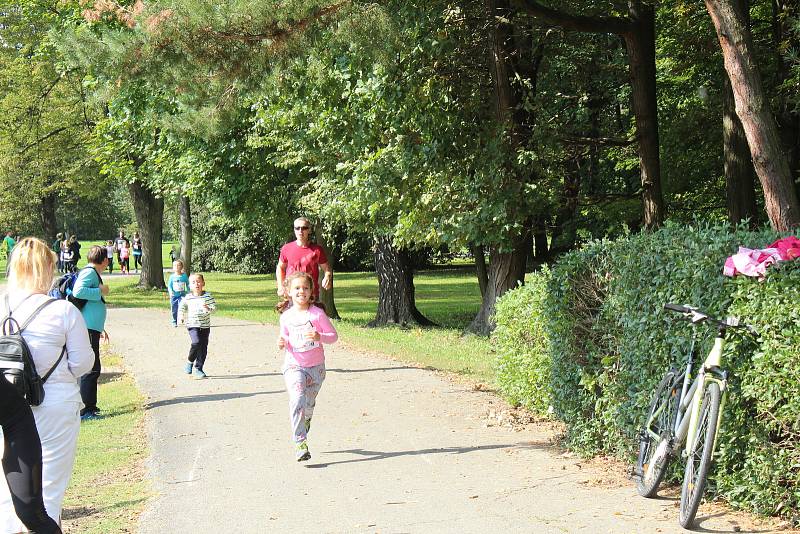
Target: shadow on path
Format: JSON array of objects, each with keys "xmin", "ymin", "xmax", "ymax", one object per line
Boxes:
[
  {"xmin": 209, "ymin": 372, "xmax": 281, "ymax": 380},
  {"xmin": 307, "ymin": 441, "xmax": 552, "ymax": 468},
  {"xmin": 146, "ymin": 391, "xmax": 281, "ymax": 410},
  {"xmin": 327, "ymin": 366, "xmax": 419, "ymax": 374}
]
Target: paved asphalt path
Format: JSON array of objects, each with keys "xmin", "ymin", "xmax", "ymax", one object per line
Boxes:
[{"xmin": 107, "ymin": 307, "xmax": 774, "ymax": 534}]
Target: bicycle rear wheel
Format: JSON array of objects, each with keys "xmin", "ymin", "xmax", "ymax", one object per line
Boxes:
[
  {"xmin": 636, "ymin": 370, "xmax": 678, "ymax": 497},
  {"xmin": 679, "ymin": 381, "xmax": 721, "ymax": 528}
]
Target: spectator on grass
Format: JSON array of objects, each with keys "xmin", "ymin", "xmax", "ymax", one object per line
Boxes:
[
  {"xmin": 3, "ymin": 231, "xmax": 15, "ymax": 261},
  {"xmin": 51, "ymin": 233, "xmax": 63, "ymax": 272},
  {"xmin": 131, "ymin": 232, "xmax": 143, "ymax": 273},
  {"xmin": 72, "ymin": 245, "xmax": 110, "ymax": 421},
  {"xmin": 276, "ymin": 217, "xmax": 332, "ymax": 303},
  {"xmin": 114, "ymin": 230, "xmax": 130, "ymax": 267},
  {"xmin": 0, "ymin": 237, "xmax": 94, "ymax": 532}
]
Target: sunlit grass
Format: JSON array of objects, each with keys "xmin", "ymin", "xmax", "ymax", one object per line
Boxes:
[{"xmin": 62, "ymin": 348, "xmax": 149, "ymax": 533}]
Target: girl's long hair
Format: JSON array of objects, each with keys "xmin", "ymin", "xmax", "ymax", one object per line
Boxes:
[{"xmin": 275, "ymin": 271, "xmax": 325, "ymax": 314}]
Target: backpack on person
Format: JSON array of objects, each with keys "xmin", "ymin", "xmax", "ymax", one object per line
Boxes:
[
  {"xmin": 0, "ymin": 297, "xmax": 65, "ymax": 406},
  {"xmin": 49, "ymin": 266, "xmax": 102, "ymax": 310}
]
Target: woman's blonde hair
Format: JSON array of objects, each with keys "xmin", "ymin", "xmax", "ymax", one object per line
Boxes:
[{"xmin": 7, "ymin": 237, "xmax": 57, "ymax": 294}]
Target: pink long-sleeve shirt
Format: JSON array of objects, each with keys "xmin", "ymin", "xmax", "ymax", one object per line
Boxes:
[{"xmin": 279, "ymin": 305, "xmax": 338, "ymax": 367}]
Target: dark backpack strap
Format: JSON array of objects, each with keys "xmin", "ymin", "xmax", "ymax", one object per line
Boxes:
[
  {"xmin": 41, "ymin": 345, "xmax": 66, "ymax": 383},
  {"xmin": 18, "ymin": 298, "xmax": 58, "ymax": 332}
]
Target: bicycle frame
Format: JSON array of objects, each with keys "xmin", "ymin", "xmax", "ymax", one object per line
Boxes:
[{"xmin": 663, "ymin": 332, "xmax": 729, "ymax": 460}]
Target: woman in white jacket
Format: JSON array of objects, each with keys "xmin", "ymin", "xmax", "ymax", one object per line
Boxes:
[{"xmin": 0, "ymin": 237, "xmax": 94, "ymax": 532}]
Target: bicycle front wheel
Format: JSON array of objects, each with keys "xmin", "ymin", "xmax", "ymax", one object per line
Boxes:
[
  {"xmin": 679, "ymin": 381, "xmax": 721, "ymax": 529},
  {"xmin": 636, "ymin": 370, "xmax": 678, "ymax": 497}
]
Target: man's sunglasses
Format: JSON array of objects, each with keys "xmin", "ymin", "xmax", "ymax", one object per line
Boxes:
[{"xmin": 294, "ymin": 226, "xmax": 310, "ymax": 231}]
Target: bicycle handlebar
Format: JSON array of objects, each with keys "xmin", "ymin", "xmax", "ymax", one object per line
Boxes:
[
  {"xmin": 663, "ymin": 303, "xmax": 757, "ymax": 335},
  {"xmin": 664, "ymin": 303, "xmax": 690, "ymax": 314}
]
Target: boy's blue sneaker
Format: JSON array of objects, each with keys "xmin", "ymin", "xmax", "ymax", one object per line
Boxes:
[
  {"xmin": 184, "ymin": 362, "xmax": 193, "ymax": 374},
  {"xmin": 295, "ymin": 441, "xmax": 311, "ymax": 462},
  {"xmin": 192, "ymin": 368, "xmax": 207, "ymax": 379}
]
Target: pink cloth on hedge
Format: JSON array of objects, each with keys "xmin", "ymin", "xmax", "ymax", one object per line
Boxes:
[
  {"xmin": 723, "ymin": 236, "xmax": 800, "ymax": 278},
  {"xmin": 767, "ymin": 236, "xmax": 800, "ymax": 261}
]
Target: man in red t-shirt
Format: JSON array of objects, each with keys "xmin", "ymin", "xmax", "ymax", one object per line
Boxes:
[{"xmin": 276, "ymin": 217, "xmax": 332, "ymax": 301}]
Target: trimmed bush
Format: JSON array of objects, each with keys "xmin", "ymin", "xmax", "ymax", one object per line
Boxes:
[
  {"xmin": 493, "ymin": 221, "xmax": 800, "ymax": 518},
  {"xmin": 494, "ymin": 268, "xmax": 552, "ymax": 415}
]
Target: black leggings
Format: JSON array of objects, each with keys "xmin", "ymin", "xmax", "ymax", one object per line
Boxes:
[{"xmin": 0, "ymin": 379, "xmax": 61, "ymax": 533}]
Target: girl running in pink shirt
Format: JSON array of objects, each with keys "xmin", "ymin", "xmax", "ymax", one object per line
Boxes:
[{"xmin": 276, "ymin": 271, "xmax": 338, "ymax": 462}]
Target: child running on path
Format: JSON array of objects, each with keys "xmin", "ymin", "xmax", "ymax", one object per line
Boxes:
[
  {"xmin": 167, "ymin": 260, "xmax": 189, "ymax": 327},
  {"xmin": 178, "ymin": 274, "xmax": 216, "ymax": 379},
  {"xmin": 119, "ymin": 243, "xmax": 130, "ymax": 274},
  {"xmin": 276, "ymin": 271, "xmax": 338, "ymax": 462}
]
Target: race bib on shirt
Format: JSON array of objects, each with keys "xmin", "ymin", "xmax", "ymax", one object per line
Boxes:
[
  {"xmin": 287, "ymin": 319, "xmax": 320, "ymax": 353},
  {"xmin": 172, "ymin": 281, "xmax": 187, "ymax": 292}
]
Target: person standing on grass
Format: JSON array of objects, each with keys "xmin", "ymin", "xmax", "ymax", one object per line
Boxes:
[
  {"xmin": 167, "ymin": 260, "xmax": 189, "ymax": 327},
  {"xmin": 276, "ymin": 271, "xmax": 338, "ymax": 462},
  {"xmin": 114, "ymin": 230, "xmax": 129, "ymax": 267},
  {"xmin": 276, "ymin": 217, "xmax": 332, "ymax": 304},
  {"xmin": 71, "ymin": 245, "xmax": 110, "ymax": 421},
  {"xmin": 3, "ymin": 232, "xmax": 15, "ymax": 261},
  {"xmin": 0, "ymin": 237, "xmax": 94, "ymax": 532},
  {"xmin": 51, "ymin": 233, "xmax": 63, "ymax": 272},
  {"xmin": 131, "ymin": 232, "xmax": 143, "ymax": 273},
  {"xmin": 105, "ymin": 240, "xmax": 116, "ymax": 274},
  {"xmin": 178, "ymin": 274, "xmax": 216, "ymax": 379}
]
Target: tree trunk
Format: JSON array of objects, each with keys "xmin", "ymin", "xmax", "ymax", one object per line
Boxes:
[
  {"xmin": 771, "ymin": 0, "xmax": 800, "ymax": 188},
  {"xmin": 39, "ymin": 192, "xmax": 57, "ymax": 240},
  {"xmin": 314, "ymin": 223, "xmax": 340, "ymax": 320},
  {"xmin": 624, "ymin": 1, "xmax": 664, "ymax": 228},
  {"xmin": 467, "ymin": 238, "xmax": 528, "ymax": 336},
  {"xmin": 486, "ymin": 0, "xmax": 524, "ymax": 145},
  {"xmin": 128, "ymin": 179, "xmax": 165, "ymax": 289},
  {"xmin": 514, "ymin": 0, "xmax": 665, "ymax": 229},
  {"xmin": 706, "ymin": 0, "xmax": 800, "ymax": 230},
  {"xmin": 550, "ymin": 160, "xmax": 581, "ymax": 255},
  {"xmin": 179, "ymin": 195, "xmax": 192, "ymax": 273},
  {"xmin": 723, "ymin": 70, "xmax": 758, "ymax": 226},
  {"xmin": 472, "ymin": 244, "xmax": 489, "ymax": 299},
  {"xmin": 368, "ymin": 236, "xmax": 434, "ymax": 328},
  {"xmin": 532, "ymin": 217, "xmax": 549, "ymax": 266}
]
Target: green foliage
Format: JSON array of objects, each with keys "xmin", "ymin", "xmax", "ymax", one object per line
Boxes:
[
  {"xmin": 715, "ymin": 263, "xmax": 800, "ymax": 515},
  {"xmin": 494, "ymin": 268, "xmax": 552, "ymax": 415},
  {"xmin": 192, "ymin": 215, "xmax": 286, "ymax": 274},
  {"xmin": 493, "ymin": 221, "xmax": 800, "ymax": 517}
]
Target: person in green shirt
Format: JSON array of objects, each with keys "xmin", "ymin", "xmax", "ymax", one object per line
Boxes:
[{"xmin": 3, "ymin": 231, "xmax": 15, "ymax": 259}]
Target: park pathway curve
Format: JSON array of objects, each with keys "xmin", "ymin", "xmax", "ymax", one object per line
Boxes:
[{"xmin": 107, "ymin": 307, "xmax": 771, "ymax": 534}]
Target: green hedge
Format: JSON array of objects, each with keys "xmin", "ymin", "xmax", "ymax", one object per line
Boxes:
[{"xmin": 494, "ymin": 221, "xmax": 800, "ymax": 517}]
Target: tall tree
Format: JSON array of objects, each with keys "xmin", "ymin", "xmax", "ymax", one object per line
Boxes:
[
  {"xmin": 179, "ymin": 195, "xmax": 192, "ymax": 273},
  {"xmin": 514, "ymin": 0, "xmax": 665, "ymax": 228},
  {"xmin": 128, "ymin": 177, "xmax": 165, "ymax": 288},
  {"xmin": 706, "ymin": 0, "xmax": 800, "ymax": 230}
]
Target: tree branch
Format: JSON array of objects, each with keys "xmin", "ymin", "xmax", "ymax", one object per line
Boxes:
[
  {"xmin": 17, "ymin": 123, "xmax": 86, "ymax": 155},
  {"xmin": 560, "ymin": 135, "xmax": 635, "ymax": 146},
  {"xmin": 195, "ymin": 2, "xmax": 349, "ymax": 46},
  {"xmin": 511, "ymin": 0, "xmax": 632, "ymax": 35}
]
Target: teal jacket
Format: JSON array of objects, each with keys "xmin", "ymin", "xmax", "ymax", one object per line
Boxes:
[{"xmin": 72, "ymin": 266, "xmax": 107, "ymax": 332}]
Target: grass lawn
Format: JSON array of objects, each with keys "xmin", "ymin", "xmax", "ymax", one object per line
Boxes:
[
  {"xmin": 62, "ymin": 350, "xmax": 149, "ymax": 533},
  {"xmin": 105, "ymin": 266, "xmax": 498, "ymax": 384}
]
